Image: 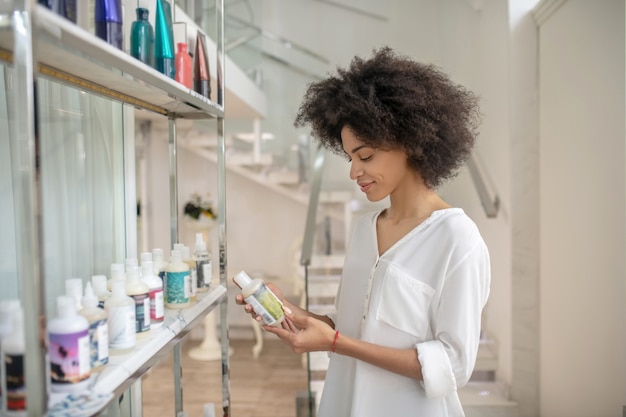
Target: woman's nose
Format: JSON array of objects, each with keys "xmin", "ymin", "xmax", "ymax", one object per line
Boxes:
[{"xmin": 349, "ymin": 161, "xmax": 362, "ymax": 180}]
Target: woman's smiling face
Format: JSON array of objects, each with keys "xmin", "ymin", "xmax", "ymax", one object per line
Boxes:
[{"xmin": 341, "ymin": 126, "xmax": 413, "ymax": 202}]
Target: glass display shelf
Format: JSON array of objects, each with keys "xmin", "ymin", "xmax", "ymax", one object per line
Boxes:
[
  {"xmin": 46, "ymin": 284, "xmax": 227, "ymax": 417},
  {"xmin": 0, "ymin": 5, "xmax": 223, "ymax": 119}
]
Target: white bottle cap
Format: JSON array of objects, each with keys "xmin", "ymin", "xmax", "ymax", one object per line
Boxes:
[
  {"xmin": 57, "ymin": 295, "xmax": 77, "ymax": 318},
  {"xmin": 141, "ymin": 252, "xmax": 153, "ymax": 264},
  {"xmin": 111, "ymin": 279, "xmax": 127, "ymax": 296},
  {"xmin": 0, "ymin": 299, "xmax": 21, "ymax": 332},
  {"xmin": 152, "ymin": 248, "xmax": 164, "ymax": 262},
  {"xmin": 173, "ymin": 243, "xmax": 184, "ymax": 251},
  {"xmin": 91, "ymin": 275, "xmax": 109, "ymax": 295},
  {"xmin": 111, "ymin": 263, "xmax": 125, "ymax": 281},
  {"xmin": 126, "ymin": 265, "xmax": 140, "ymax": 283},
  {"xmin": 82, "ymin": 282, "xmax": 99, "ymax": 309},
  {"xmin": 125, "ymin": 257, "xmax": 138, "ymax": 272},
  {"xmin": 233, "ymin": 271, "xmax": 252, "ymax": 289},
  {"xmin": 195, "ymin": 233, "xmax": 206, "ymax": 251},
  {"xmin": 65, "ymin": 278, "xmax": 83, "ymax": 310},
  {"xmin": 170, "ymin": 249, "xmax": 182, "ymax": 263},
  {"xmin": 142, "ymin": 260, "xmax": 155, "ymax": 278},
  {"xmin": 181, "ymin": 246, "xmax": 191, "ymax": 260},
  {"xmin": 203, "ymin": 403, "xmax": 216, "ymax": 417},
  {"xmin": 10, "ymin": 306, "xmax": 24, "ymax": 335}
]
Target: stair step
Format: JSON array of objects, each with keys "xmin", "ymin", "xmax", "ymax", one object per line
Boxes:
[
  {"xmin": 474, "ymin": 338, "xmax": 498, "ymax": 372},
  {"xmin": 460, "ymin": 381, "xmax": 518, "ymax": 417}
]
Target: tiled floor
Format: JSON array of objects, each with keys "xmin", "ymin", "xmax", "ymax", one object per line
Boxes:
[{"xmin": 142, "ymin": 337, "xmax": 309, "ymax": 417}]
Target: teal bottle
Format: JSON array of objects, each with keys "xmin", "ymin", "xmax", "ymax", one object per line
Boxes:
[
  {"xmin": 155, "ymin": 0, "xmax": 175, "ymax": 79},
  {"xmin": 130, "ymin": 8, "xmax": 154, "ymax": 67}
]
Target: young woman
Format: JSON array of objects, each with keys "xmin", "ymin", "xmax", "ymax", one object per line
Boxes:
[{"xmin": 236, "ymin": 47, "xmax": 490, "ymax": 417}]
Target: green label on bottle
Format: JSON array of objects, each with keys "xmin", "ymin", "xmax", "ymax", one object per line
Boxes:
[{"xmin": 166, "ymin": 270, "xmax": 190, "ymax": 305}]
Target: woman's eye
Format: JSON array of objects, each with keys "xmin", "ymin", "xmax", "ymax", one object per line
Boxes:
[{"xmin": 360, "ymin": 155, "xmax": 373, "ymax": 161}]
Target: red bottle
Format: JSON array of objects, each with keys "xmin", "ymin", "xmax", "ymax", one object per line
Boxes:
[{"xmin": 175, "ymin": 42, "xmax": 193, "ymax": 89}]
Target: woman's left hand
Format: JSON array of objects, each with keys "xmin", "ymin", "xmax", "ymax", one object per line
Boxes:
[{"xmin": 264, "ymin": 308, "xmax": 336, "ymax": 354}]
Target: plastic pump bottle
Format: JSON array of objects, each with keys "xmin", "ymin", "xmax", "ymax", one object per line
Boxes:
[
  {"xmin": 105, "ymin": 279, "xmax": 136, "ymax": 353},
  {"xmin": 141, "ymin": 260, "xmax": 164, "ymax": 329},
  {"xmin": 233, "ymin": 271, "xmax": 285, "ymax": 327},
  {"xmin": 193, "ymin": 232, "xmax": 212, "ymax": 293},
  {"xmin": 125, "ymin": 265, "xmax": 150, "ymax": 338},
  {"xmin": 2, "ymin": 305, "xmax": 25, "ymax": 416},
  {"xmin": 79, "ymin": 282, "xmax": 109, "ymax": 371},
  {"xmin": 165, "ymin": 249, "xmax": 190, "ymax": 309},
  {"xmin": 48, "ymin": 295, "xmax": 91, "ymax": 393}
]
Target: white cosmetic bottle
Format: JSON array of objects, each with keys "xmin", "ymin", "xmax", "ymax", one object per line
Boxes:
[
  {"xmin": 165, "ymin": 249, "xmax": 191, "ymax": 309},
  {"xmin": 105, "ymin": 279, "xmax": 136, "ymax": 354},
  {"xmin": 2, "ymin": 306, "xmax": 26, "ymax": 416},
  {"xmin": 65, "ymin": 278, "xmax": 83, "ymax": 311},
  {"xmin": 193, "ymin": 233, "xmax": 212, "ymax": 293},
  {"xmin": 48, "ymin": 295, "xmax": 91, "ymax": 393},
  {"xmin": 180, "ymin": 245, "xmax": 197, "ymax": 302},
  {"xmin": 233, "ymin": 271, "xmax": 285, "ymax": 327},
  {"xmin": 91, "ymin": 274, "xmax": 111, "ymax": 308},
  {"xmin": 141, "ymin": 259, "xmax": 164, "ymax": 329},
  {"xmin": 79, "ymin": 283, "xmax": 109, "ymax": 372},
  {"xmin": 125, "ymin": 265, "xmax": 151, "ymax": 339}
]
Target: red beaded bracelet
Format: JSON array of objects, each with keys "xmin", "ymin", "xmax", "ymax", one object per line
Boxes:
[{"xmin": 331, "ymin": 330, "xmax": 339, "ymax": 353}]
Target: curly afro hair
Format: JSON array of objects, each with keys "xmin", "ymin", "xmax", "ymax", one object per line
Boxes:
[{"xmin": 294, "ymin": 47, "xmax": 481, "ymax": 188}]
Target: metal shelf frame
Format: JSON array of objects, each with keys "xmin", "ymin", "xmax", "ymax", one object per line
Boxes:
[{"xmin": 2, "ymin": 0, "xmax": 230, "ymax": 415}]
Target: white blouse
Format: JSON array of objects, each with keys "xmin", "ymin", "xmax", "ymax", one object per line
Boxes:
[{"xmin": 317, "ymin": 208, "xmax": 491, "ymax": 417}]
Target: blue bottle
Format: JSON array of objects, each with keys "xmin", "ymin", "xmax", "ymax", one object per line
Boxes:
[{"xmin": 95, "ymin": 0, "xmax": 123, "ymax": 50}]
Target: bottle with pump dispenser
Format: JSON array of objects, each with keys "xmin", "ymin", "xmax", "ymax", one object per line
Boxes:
[
  {"xmin": 141, "ymin": 259, "xmax": 164, "ymax": 329},
  {"xmin": 2, "ymin": 304, "xmax": 25, "ymax": 416},
  {"xmin": 79, "ymin": 283, "xmax": 109, "ymax": 372},
  {"xmin": 48, "ymin": 295, "xmax": 91, "ymax": 393},
  {"xmin": 125, "ymin": 265, "xmax": 151, "ymax": 338},
  {"xmin": 105, "ymin": 279, "xmax": 136, "ymax": 353},
  {"xmin": 166, "ymin": 249, "xmax": 191, "ymax": 309},
  {"xmin": 233, "ymin": 271, "xmax": 285, "ymax": 327}
]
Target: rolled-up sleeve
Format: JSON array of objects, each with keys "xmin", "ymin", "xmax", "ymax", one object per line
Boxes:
[{"xmin": 417, "ymin": 239, "xmax": 491, "ymax": 397}]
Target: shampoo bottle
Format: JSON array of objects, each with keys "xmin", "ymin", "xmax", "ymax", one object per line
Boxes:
[
  {"xmin": 155, "ymin": 0, "xmax": 175, "ymax": 78},
  {"xmin": 193, "ymin": 31, "xmax": 211, "ymax": 99},
  {"xmin": 125, "ymin": 265, "xmax": 150, "ymax": 339},
  {"xmin": 94, "ymin": 0, "xmax": 123, "ymax": 50},
  {"xmin": 165, "ymin": 249, "xmax": 190, "ymax": 309},
  {"xmin": 233, "ymin": 271, "xmax": 285, "ymax": 327},
  {"xmin": 141, "ymin": 260, "xmax": 164, "ymax": 329},
  {"xmin": 48, "ymin": 295, "xmax": 91, "ymax": 393},
  {"xmin": 79, "ymin": 283, "xmax": 109, "ymax": 372},
  {"xmin": 193, "ymin": 232, "xmax": 212, "ymax": 293},
  {"xmin": 130, "ymin": 7, "xmax": 154, "ymax": 66},
  {"xmin": 105, "ymin": 279, "xmax": 136, "ymax": 353},
  {"xmin": 2, "ymin": 305, "xmax": 25, "ymax": 416},
  {"xmin": 175, "ymin": 42, "xmax": 193, "ymax": 89}
]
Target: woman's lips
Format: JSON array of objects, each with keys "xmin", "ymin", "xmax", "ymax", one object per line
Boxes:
[{"xmin": 359, "ymin": 182, "xmax": 373, "ymax": 193}]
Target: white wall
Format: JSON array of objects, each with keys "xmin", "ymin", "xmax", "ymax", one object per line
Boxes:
[{"xmin": 538, "ymin": 1, "xmax": 625, "ymax": 415}]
